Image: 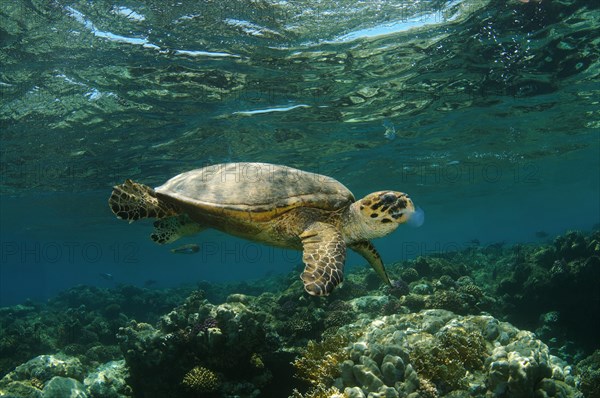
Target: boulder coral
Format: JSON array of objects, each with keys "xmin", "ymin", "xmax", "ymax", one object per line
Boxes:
[{"xmin": 295, "ymin": 310, "xmax": 582, "ymax": 398}]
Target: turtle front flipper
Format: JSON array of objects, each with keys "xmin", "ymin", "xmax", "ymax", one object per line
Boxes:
[
  {"xmin": 151, "ymin": 215, "xmax": 204, "ymax": 244},
  {"xmin": 299, "ymin": 222, "xmax": 346, "ymax": 296},
  {"xmin": 109, "ymin": 179, "xmax": 179, "ymax": 221},
  {"xmin": 349, "ymin": 241, "xmax": 392, "ymax": 287}
]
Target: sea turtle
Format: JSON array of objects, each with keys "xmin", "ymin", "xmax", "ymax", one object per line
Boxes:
[{"xmin": 108, "ymin": 162, "xmax": 420, "ymax": 296}]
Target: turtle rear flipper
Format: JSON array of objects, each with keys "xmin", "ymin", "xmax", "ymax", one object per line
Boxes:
[
  {"xmin": 349, "ymin": 241, "xmax": 392, "ymax": 286},
  {"xmin": 300, "ymin": 222, "xmax": 346, "ymax": 296},
  {"xmin": 151, "ymin": 215, "xmax": 204, "ymax": 244},
  {"xmin": 109, "ymin": 179, "xmax": 179, "ymax": 221}
]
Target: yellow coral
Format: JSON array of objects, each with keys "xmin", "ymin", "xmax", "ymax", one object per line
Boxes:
[
  {"xmin": 182, "ymin": 365, "xmax": 220, "ymax": 393},
  {"xmin": 292, "ymin": 334, "xmax": 349, "ymax": 386},
  {"xmin": 290, "ymin": 384, "xmax": 348, "ymax": 398},
  {"xmin": 28, "ymin": 378, "xmax": 45, "ymax": 390},
  {"xmin": 410, "ymin": 326, "xmax": 487, "ymax": 393},
  {"xmin": 250, "ymin": 353, "xmax": 264, "ymax": 369},
  {"xmin": 417, "ymin": 378, "xmax": 439, "ymax": 398}
]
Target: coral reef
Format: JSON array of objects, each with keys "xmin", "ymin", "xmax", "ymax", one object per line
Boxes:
[
  {"xmin": 0, "ymin": 285, "xmax": 192, "ymax": 377},
  {"xmin": 410, "ymin": 324, "xmax": 486, "ymax": 392},
  {"xmin": 43, "ymin": 377, "xmax": 87, "ymax": 398},
  {"xmin": 0, "ymin": 353, "xmax": 130, "ymax": 398},
  {"xmin": 0, "ymin": 230, "xmax": 597, "ymax": 398},
  {"xmin": 385, "ymin": 230, "xmax": 599, "ymax": 362},
  {"xmin": 494, "ymin": 230, "xmax": 600, "ymax": 358},
  {"xmin": 0, "ymin": 354, "xmax": 85, "ymax": 384},
  {"xmin": 116, "ymin": 293, "xmax": 275, "ymax": 397},
  {"xmin": 84, "ymin": 360, "xmax": 131, "ymax": 398},
  {"xmin": 399, "ymin": 268, "xmax": 419, "ymax": 283},
  {"xmin": 292, "ymin": 310, "xmax": 582, "ymax": 398},
  {"xmin": 576, "ymin": 350, "xmax": 600, "ymax": 398}
]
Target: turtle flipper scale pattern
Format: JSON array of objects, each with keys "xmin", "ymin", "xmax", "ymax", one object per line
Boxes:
[
  {"xmin": 151, "ymin": 215, "xmax": 204, "ymax": 244},
  {"xmin": 300, "ymin": 222, "xmax": 346, "ymax": 296},
  {"xmin": 109, "ymin": 179, "xmax": 179, "ymax": 221}
]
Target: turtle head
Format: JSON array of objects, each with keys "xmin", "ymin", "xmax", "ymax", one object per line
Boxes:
[{"xmin": 351, "ymin": 191, "xmax": 420, "ymax": 238}]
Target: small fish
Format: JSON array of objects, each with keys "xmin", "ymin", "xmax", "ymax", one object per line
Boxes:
[
  {"xmin": 469, "ymin": 239, "xmax": 481, "ymax": 246},
  {"xmin": 170, "ymin": 243, "xmax": 200, "ymax": 254},
  {"xmin": 144, "ymin": 279, "xmax": 157, "ymax": 287},
  {"xmin": 99, "ymin": 272, "xmax": 114, "ymax": 281},
  {"xmin": 535, "ymin": 231, "xmax": 549, "ymax": 238},
  {"xmin": 383, "ymin": 119, "xmax": 397, "ymax": 141}
]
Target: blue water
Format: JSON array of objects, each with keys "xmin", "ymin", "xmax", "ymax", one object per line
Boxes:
[
  {"xmin": 1, "ymin": 0, "xmax": 599, "ymax": 307},
  {"xmin": 1, "ymin": 152, "xmax": 598, "ymax": 305}
]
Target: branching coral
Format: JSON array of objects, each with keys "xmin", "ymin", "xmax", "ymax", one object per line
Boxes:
[
  {"xmin": 292, "ymin": 334, "xmax": 350, "ymax": 387},
  {"xmin": 181, "ymin": 365, "xmax": 220, "ymax": 393},
  {"xmin": 400, "ymin": 267, "xmax": 419, "ymax": 282},
  {"xmin": 458, "ymin": 283, "xmax": 484, "ymax": 299},
  {"xmin": 438, "ymin": 327, "xmax": 486, "ymax": 371},
  {"xmin": 250, "ymin": 353, "xmax": 264, "ymax": 369},
  {"xmin": 417, "ymin": 377, "xmax": 439, "ymax": 398},
  {"xmin": 427, "ymin": 290, "xmax": 466, "ymax": 314},
  {"xmin": 324, "ymin": 311, "xmax": 355, "ymax": 329},
  {"xmin": 577, "ymin": 350, "xmax": 600, "ymax": 398},
  {"xmin": 410, "ymin": 326, "xmax": 487, "ymax": 393},
  {"xmin": 290, "ymin": 384, "xmax": 347, "ymax": 398}
]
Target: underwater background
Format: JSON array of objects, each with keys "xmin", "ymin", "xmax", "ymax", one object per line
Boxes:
[{"xmin": 0, "ymin": 0, "xmax": 599, "ymax": 397}]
